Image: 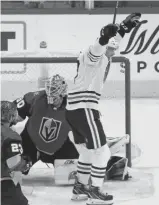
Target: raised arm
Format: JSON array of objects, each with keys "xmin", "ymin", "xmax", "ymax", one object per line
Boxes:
[
  {"xmin": 85, "ymin": 13, "xmax": 141, "ymax": 64},
  {"xmin": 85, "ymin": 24, "xmax": 118, "ymax": 65}
]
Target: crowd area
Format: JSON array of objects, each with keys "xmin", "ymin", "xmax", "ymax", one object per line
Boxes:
[{"xmin": 1, "ymin": 1, "xmax": 159, "ymax": 10}]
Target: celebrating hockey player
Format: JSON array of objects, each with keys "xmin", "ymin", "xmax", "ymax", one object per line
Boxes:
[
  {"xmin": 1, "ymin": 101, "xmax": 31, "ymax": 205},
  {"xmin": 13, "ymin": 74, "xmax": 79, "ymax": 174},
  {"xmin": 66, "ymin": 13, "xmax": 142, "ymax": 205}
]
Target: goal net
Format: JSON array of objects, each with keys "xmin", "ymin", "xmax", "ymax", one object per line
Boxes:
[
  {"xmin": 1, "ymin": 50, "xmax": 129, "ymax": 98},
  {"xmin": 1, "ymin": 51, "xmax": 132, "ymax": 166},
  {"xmin": 1, "ymin": 50, "xmax": 79, "ymax": 99}
]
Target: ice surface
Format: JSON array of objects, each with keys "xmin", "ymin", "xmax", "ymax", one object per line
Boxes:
[{"xmin": 99, "ymin": 99, "xmax": 159, "ymax": 167}]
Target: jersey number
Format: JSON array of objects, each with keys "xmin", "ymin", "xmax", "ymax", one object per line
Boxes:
[
  {"xmin": 11, "ymin": 143, "xmax": 23, "ymax": 154},
  {"xmin": 16, "ymin": 97, "xmax": 25, "ymax": 109}
]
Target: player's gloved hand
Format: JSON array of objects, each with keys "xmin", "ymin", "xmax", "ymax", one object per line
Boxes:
[
  {"xmin": 99, "ymin": 24, "xmax": 119, "ymax": 45},
  {"xmin": 11, "ymin": 155, "xmax": 32, "ymax": 175},
  {"xmin": 120, "ymin": 13, "xmax": 141, "ymax": 33},
  {"xmin": 21, "ymin": 155, "xmax": 32, "ymax": 174}
]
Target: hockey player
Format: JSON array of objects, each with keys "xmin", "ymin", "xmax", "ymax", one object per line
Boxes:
[
  {"xmin": 13, "ymin": 74, "xmax": 79, "ymax": 174},
  {"xmin": 1, "ymin": 101, "xmax": 31, "ymax": 205},
  {"xmin": 65, "ymin": 13, "xmax": 142, "ymax": 205}
]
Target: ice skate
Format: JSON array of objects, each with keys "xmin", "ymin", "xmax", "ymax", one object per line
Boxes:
[
  {"xmin": 71, "ymin": 178, "xmax": 89, "ymax": 201},
  {"xmin": 86, "ymin": 186, "xmax": 113, "ymax": 205}
]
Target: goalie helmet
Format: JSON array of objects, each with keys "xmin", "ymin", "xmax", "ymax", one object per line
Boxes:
[
  {"xmin": 1, "ymin": 101, "xmax": 18, "ymax": 124},
  {"xmin": 45, "ymin": 74, "xmax": 67, "ymax": 107}
]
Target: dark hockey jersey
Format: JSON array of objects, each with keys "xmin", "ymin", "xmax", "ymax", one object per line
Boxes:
[
  {"xmin": 14, "ymin": 90, "xmax": 71, "ymax": 155},
  {"xmin": 1, "ymin": 123, "xmax": 22, "ymax": 180}
]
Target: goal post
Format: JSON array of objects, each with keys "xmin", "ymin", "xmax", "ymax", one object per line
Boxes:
[{"xmin": 1, "ymin": 55, "xmax": 131, "ymax": 167}]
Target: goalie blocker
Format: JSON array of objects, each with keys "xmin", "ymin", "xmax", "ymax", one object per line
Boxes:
[{"xmin": 54, "ymin": 135, "xmax": 132, "ymax": 184}]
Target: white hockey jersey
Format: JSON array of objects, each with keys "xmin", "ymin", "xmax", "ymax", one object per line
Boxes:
[{"xmin": 66, "ymin": 33, "xmax": 122, "ymax": 111}]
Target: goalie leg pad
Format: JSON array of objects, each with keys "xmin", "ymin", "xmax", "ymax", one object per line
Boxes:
[
  {"xmin": 54, "ymin": 159, "xmax": 77, "ymax": 185},
  {"xmin": 105, "ymin": 156, "xmax": 130, "ymax": 181}
]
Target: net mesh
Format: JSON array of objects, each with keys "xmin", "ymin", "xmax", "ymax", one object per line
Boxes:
[
  {"xmin": 1, "ymin": 63, "xmax": 78, "ymax": 99},
  {"xmin": 1, "ymin": 51, "xmax": 78, "ymax": 99},
  {"xmin": 1, "ymin": 51, "xmax": 125, "ymax": 101},
  {"xmin": 1, "ymin": 63, "xmax": 77, "ymax": 81}
]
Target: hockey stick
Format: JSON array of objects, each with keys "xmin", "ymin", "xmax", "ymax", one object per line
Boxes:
[
  {"xmin": 113, "ymin": 1, "xmax": 119, "ymax": 24},
  {"xmin": 103, "ymin": 1, "xmax": 119, "ymax": 82},
  {"xmin": 113, "ymin": 1, "xmax": 125, "ymax": 73}
]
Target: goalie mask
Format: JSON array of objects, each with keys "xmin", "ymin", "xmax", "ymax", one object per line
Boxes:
[
  {"xmin": 1, "ymin": 101, "xmax": 18, "ymax": 125},
  {"xmin": 45, "ymin": 74, "xmax": 67, "ymax": 108}
]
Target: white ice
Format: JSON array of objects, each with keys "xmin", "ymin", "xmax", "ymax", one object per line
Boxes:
[{"xmin": 100, "ymin": 99, "xmax": 159, "ymax": 168}]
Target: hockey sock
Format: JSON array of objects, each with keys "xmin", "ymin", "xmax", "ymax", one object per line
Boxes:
[
  {"xmin": 76, "ymin": 144, "xmax": 93, "ymax": 185},
  {"xmin": 91, "ymin": 144, "xmax": 111, "ymax": 187},
  {"xmin": 77, "ymin": 161, "xmax": 91, "ymax": 185}
]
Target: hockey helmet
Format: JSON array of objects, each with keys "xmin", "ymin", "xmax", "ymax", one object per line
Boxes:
[
  {"xmin": 1, "ymin": 101, "xmax": 18, "ymax": 124},
  {"xmin": 45, "ymin": 74, "xmax": 67, "ymax": 107}
]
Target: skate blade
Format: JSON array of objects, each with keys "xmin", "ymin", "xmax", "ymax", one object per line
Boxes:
[
  {"xmin": 86, "ymin": 198, "xmax": 114, "ymax": 205},
  {"xmin": 71, "ymin": 193, "xmax": 88, "ymax": 201}
]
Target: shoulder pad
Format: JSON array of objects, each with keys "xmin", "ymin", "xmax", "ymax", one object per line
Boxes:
[{"xmin": 25, "ymin": 90, "xmax": 46, "ymax": 103}]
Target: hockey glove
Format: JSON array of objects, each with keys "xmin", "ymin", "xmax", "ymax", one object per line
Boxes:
[
  {"xmin": 99, "ymin": 24, "xmax": 119, "ymax": 45},
  {"xmin": 21, "ymin": 155, "xmax": 32, "ymax": 175},
  {"xmin": 120, "ymin": 13, "xmax": 141, "ymax": 33}
]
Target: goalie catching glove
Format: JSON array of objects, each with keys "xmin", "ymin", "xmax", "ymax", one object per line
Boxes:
[{"xmin": 105, "ymin": 156, "xmax": 130, "ymax": 181}]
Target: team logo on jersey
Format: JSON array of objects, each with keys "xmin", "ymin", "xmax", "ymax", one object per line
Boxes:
[{"xmin": 39, "ymin": 117, "xmax": 62, "ymax": 142}]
